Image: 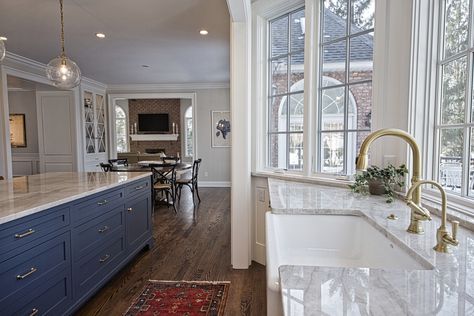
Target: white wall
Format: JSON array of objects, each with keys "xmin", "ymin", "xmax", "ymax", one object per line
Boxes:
[{"xmin": 8, "ymin": 91, "xmax": 39, "ymax": 154}]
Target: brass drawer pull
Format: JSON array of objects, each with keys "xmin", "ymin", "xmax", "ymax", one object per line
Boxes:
[
  {"xmin": 99, "ymin": 254, "xmax": 110, "ymax": 263},
  {"xmin": 98, "ymin": 226, "xmax": 109, "ymax": 233},
  {"xmin": 14, "ymin": 229, "xmax": 35, "ymax": 239},
  {"xmin": 127, "ymin": 207, "xmax": 133, "ymax": 212},
  {"xmin": 135, "ymin": 185, "xmax": 144, "ymax": 190},
  {"xmin": 16, "ymin": 267, "xmax": 37, "ymax": 280},
  {"xmin": 97, "ymin": 199, "xmax": 108, "ymax": 206},
  {"xmin": 29, "ymin": 308, "xmax": 39, "ymax": 316}
]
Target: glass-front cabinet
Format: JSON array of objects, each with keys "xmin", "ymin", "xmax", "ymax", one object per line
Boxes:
[{"xmin": 82, "ymin": 89, "xmax": 107, "ymax": 171}]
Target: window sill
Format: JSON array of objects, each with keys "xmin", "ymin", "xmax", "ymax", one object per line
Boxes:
[{"xmin": 251, "ymin": 170, "xmax": 352, "ymax": 189}]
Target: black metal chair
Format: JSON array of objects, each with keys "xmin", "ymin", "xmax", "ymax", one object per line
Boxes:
[
  {"xmin": 151, "ymin": 164, "xmax": 177, "ymax": 213},
  {"xmin": 108, "ymin": 158, "xmax": 128, "ymax": 166},
  {"xmin": 99, "ymin": 163, "xmax": 113, "ymax": 172},
  {"xmin": 176, "ymin": 159, "xmax": 202, "ymax": 205}
]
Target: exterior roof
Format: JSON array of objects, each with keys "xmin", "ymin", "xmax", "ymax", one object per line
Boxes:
[{"xmin": 271, "ymin": 8, "xmax": 373, "ymax": 64}]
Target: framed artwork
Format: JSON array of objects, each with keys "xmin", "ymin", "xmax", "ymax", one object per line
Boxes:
[
  {"xmin": 9, "ymin": 114, "xmax": 27, "ymax": 148},
  {"xmin": 211, "ymin": 111, "xmax": 231, "ymax": 147}
]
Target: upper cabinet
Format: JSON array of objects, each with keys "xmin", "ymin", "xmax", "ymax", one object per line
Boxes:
[{"xmin": 82, "ymin": 88, "xmax": 108, "ymax": 170}]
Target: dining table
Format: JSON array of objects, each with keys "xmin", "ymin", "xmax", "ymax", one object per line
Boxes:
[{"xmin": 109, "ymin": 161, "xmax": 192, "ymax": 172}]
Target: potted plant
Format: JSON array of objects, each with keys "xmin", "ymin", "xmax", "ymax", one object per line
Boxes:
[{"xmin": 349, "ymin": 164, "xmax": 409, "ymax": 203}]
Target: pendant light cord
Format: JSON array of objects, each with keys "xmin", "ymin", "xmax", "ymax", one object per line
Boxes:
[{"xmin": 60, "ymin": 0, "xmax": 66, "ymax": 58}]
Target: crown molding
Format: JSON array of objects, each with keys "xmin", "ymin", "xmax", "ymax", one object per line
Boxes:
[
  {"xmin": 3, "ymin": 52, "xmax": 107, "ymax": 90},
  {"xmin": 106, "ymin": 82, "xmax": 230, "ymax": 93}
]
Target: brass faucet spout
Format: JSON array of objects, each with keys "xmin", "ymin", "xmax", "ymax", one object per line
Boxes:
[{"xmin": 356, "ymin": 128, "xmax": 425, "ymax": 233}]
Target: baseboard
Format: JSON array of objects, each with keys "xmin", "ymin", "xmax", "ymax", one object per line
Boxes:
[{"xmin": 199, "ymin": 181, "xmax": 231, "ymax": 188}]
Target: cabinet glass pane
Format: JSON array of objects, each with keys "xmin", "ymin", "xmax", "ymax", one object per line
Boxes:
[
  {"xmin": 439, "ymin": 128, "xmax": 464, "ymax": 194},
  {"xmin": 96, "ymin": 95, "xmax": 106, "ymax": 153},
  {"xmin": 84, "ymin": 92, "xmax": 96, "ymax": 154}
]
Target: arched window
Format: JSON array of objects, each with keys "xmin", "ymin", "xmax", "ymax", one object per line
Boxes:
[
  {"xmin": 115, "ymin": 105, "xmax": 128, "ymax": 153},
  {"xmin": 184, "ymin": 106, "xmax": 193, "ymax": 157}
]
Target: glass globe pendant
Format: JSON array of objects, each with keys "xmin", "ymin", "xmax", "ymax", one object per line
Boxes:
[
  {"xmin": 46, "ymin": 0, "xmax": 81, "ymax": 89},
  {"xmin": 0, "ymin": 39, "xmax": 5, "ymax": 62}
]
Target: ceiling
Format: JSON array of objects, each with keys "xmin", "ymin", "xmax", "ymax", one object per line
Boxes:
[{"xmin": 0, "ymin": 0, "xmax": 230, "ymax": 85}]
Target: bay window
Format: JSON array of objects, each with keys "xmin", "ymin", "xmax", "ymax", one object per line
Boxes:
[{"xmin": 265, "ymin": 0, "xmax": 374, "ymax": 176}]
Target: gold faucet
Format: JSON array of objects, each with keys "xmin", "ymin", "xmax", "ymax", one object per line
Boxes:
[
  {"xmin": 356, "ymin": 128, "xmax": 431, "ymax": 234},
  {"xmin": 406, "ymin": 180, "xmax": 459, "ymax": 253}
]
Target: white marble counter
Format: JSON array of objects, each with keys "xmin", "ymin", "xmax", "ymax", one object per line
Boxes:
[
  {"xmin": 0, "ymin": 172, "xmax": 152, "ymax": 225},
  {"xmin": 268, "ymin": 178, "xmax": 474, "ymax": 315}
]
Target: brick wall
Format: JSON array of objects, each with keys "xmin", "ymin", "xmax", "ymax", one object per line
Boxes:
[{"xmin": 128, "ymin": 99, "xmax": 181, "ymax": 156}]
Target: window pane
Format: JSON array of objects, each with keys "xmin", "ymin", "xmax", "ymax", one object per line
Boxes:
[
  {"xmin": 269, "ymin": 97, "xmax": 287, "ymax": 132},
  {"xmin": 470, "ymin": 128, "xmax": 474, "ymax": 196},
  {"xmin": 271, "ymin": 57, "xmax": 288, "ymax": 96},
  {"xmin": 289, "ymin": 133, "xmax": 304, "ymax": 170},
  {"xmin": 322, "ymin": 41, "xmax": 346, "ymax": 86},
  {"xmin": 349, "ymin": 82, "xmax": 372, "ymax": 130},
  {"xmin": 349, "ymin": 32, "xmax": 373, "ymax": 82},
  {"xmin": 290, "ymin": 54, "xmax": 305, "ymax": 88},
  {"xmin": 290, "ymin": 9, "xmax": 305, "ymax": 52},
  {"xmin": 323, "ymin": 0, "xmax": 348, "ymax": 42},
  {"xmin": 351, "ymin": 0, "xmax": 374, "ymax": 32},
  {"xmin": 441, "ymin": 57, "xmax": 467, "ymax": 125},
  {"xmin": 269, "ymin": 133, "xmax": 287, "ymax": 169},
  {"xmin": 439, "ymin": 128, "xmax": 464, "ymax": 193},
  {"xmin": 321, "ymin": 132, "xmax": 344, "ymax": 174},
  {"xmin": 443, "ymin": 0, "xmax": 470, "ymax": 58},
  {"xmin": 271, "ymin": 15, "xmax": 289, "ymax": 58},
  {"xmin": 321, "ymin": 87, "xmax": 345, "ymax": 130},
  {"xmin": 347, "ymin": 131, "xmax": 371, "ymax": 174},
  {"xmin": 289, "ymin": 93, "xmax": 304, "ymax": 132}
]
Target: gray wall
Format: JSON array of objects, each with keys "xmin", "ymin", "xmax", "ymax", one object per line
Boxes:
[
  {"xmin": 8, "ymin": 91, "xmax": 39, "ymax": 154},
  {"xmin": 195, "ymin": 89, "xmax": 230, "ymax": 184}
]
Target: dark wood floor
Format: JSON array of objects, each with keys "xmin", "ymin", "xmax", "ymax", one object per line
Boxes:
[{"xmin": 76, "ymin": 187, "xmax": 266, "ymax": 316}]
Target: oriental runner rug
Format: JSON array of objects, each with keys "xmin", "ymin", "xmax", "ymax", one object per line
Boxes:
[{"xmin": 124, "ymin": 280, "xmax": 230, "ymax": 316}]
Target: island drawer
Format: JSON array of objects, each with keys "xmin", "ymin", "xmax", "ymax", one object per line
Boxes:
[
  {"xmin": 74, "ymin": 231, "xmax": 125, "ymax": 299},
  {"xmin": 72, "ymin": 206, "xmax": 124, "ymax": 261},
  {"xmin": 0, "ymin": 268, "xmax": 71, "ymax": 316},
  {"xmin": 0, "ymin": 232, "xmax": 70, "ymax": 301},
  {"xmin": 125, "ymin": 177, "xmax": 152, "ymax": 198},
  {"xmin": 0, "ymin": 206, "xmax": 70, "ymax": 256},
  {"xmin": 71, "ymin": 188, "xmax": 124, "ymax": 225}
]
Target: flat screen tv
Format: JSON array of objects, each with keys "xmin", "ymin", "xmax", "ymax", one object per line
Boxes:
[{"xmin": 138, "ymin": 113, "xmax": 169, "ymax": 133}]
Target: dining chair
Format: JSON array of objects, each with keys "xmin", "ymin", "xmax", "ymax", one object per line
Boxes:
[
  {"xmin": 151, "ymin": 164, "xmax": 177, "ymax": 213},
  {"xmin": 176, "ymin": 158, "xmax": 202, "ymax": 205},
  {"xmin": 99, "ymin": 163, "xmax": 113, "ymax": 172},
  {"xmin": 161, "ymin": 156, "xmax": 180, "ymax": 164},
  {"xmin": 108, "ymin": 158, "xmax": 128, "ymax": 166}
]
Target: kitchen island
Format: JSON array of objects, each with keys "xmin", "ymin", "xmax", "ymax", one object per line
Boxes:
[
  {"xmin": 268, "ymin": 178, "xmax": 474, "ymax": 316},
  {"xmin": 0, "ymin": 172, "xmax": 153, "ymax": 315}
]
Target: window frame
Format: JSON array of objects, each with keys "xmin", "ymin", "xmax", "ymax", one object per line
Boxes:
[
  {"xmin": 432, "ymin": 0, "xmax": 474, "ymax": 201},
  {"xmin": 184, "ymin": 106, "xmax": 193, "ymax": 158},
  {"xmin": 267, "ymin": 6, "xmax": 306, "ymax": 172},
  {"xmin": 316, "ymin": 2, "xmax": 374, "ymax": 175}
]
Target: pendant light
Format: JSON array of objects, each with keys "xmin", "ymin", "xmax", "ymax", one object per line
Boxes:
[
  {"xmin": 0, "ymin": 39, "xmax": 5, "ymax": 62},
  {"xmin": 46, "ymin": 0, "xmax": 81, "ymax": 89}
]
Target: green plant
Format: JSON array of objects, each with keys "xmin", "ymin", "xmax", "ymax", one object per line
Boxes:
[{"xmin": 349, "ymin": 164, "xmax": 409, "ymax": 203}]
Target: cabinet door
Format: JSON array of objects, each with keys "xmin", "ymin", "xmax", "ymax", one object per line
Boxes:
[
  {"xmin": 95, "ymin": 94, "xmax": 107, "ymax": 154},
  {"xmin": 125, "ymin": 195, "xmax": 151, "ymax": 250},
  {"xmin": 83, "ymin": 91, "xmax": 96, "ymax": 155}
]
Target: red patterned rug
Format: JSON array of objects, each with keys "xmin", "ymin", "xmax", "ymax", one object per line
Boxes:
[{"xmin": 123, "ymin": 280, "xmax": 230, "ymax": 316}]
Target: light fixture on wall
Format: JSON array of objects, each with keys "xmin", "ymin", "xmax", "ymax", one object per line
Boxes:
[
  {"xmin": 0, "ymin": 39, "xmax": 6, "ymax": 62},
  {"xmin": 46, "ymin": 0, "xmax": 81, "ymax": 89}
]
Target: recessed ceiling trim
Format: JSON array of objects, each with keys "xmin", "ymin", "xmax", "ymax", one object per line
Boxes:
[{"xmin": 107, "ymin": 82, "xmax": 230, "ymax": 92}]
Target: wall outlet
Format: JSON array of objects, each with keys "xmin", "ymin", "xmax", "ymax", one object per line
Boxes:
[{"xmin": 204, "ymin": 171, "xmax": 208, "ymax": 177}]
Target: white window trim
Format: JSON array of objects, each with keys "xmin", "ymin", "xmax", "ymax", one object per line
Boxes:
[{"xmin": 409, "ymin": 0, "xmax": 474, "ymax": 215}]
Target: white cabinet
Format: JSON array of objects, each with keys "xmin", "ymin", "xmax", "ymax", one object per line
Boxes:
[{"xmin": 82, "ymin": 89, "xmax": 107, "ymax": 171}]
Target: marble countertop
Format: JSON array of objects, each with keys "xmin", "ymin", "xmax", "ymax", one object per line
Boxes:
[
  {"xmin": 268, "ymin": 178, "xmax": 474, "ymax": 316},
  {"xmin": 0, "ymin": 172, "xmax": 152, "ymax": 225}
]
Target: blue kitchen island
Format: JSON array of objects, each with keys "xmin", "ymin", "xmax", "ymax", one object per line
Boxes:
[{"xmin": 0, "ymin": 172, "xmax": 153, "ymax": 315}]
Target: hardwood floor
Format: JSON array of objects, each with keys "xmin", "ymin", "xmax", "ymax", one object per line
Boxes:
[{"xmin": 76, "ymin": 187, "xmax": 267, "ymax": 316}]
